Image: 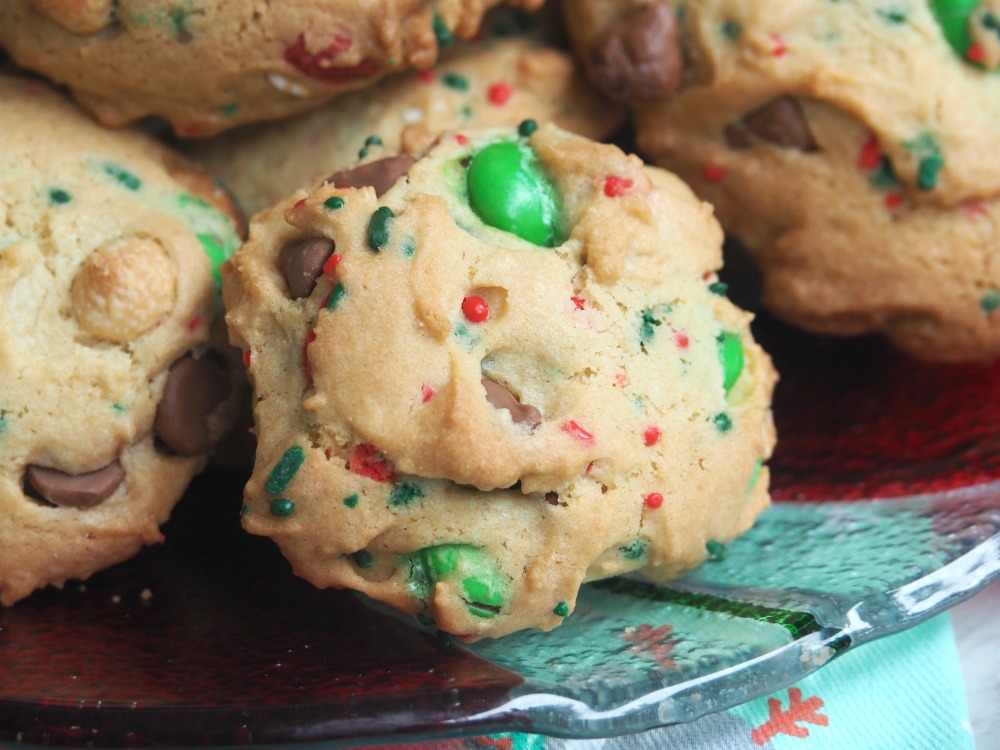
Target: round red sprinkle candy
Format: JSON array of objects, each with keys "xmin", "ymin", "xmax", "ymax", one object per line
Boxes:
[
  {"xmin": 643, "ymin": 426, "xmax": 661, "ymax": 446},
  {"xmin": 967, "ymin": 43, "xmax": 987, "ymax": 64},
  {"xmin": 703, "ymin": 164, "xmax": 727, "ymax": 182},
  {"xmin": 488, "ymin": 82, "xmax": 513, "ymax": 106},
  {"xmin": 421, "ymin": 384, "xmax": 435, "ymax": 402},
  {"xmin": 675, "ymin": 331, "xmax": 690, "ymax": 348},
  {"xmin": 603, "ymin": 175, "xmax": 633, "ymax": 197},
  {"xmin": 186, "ymin": 314, "xmax": 203, "ymax": 331},
  {"xmin": 455, "ymin": 133, "xmax": 468, "ymax": 144},
  {"xmin": 770, "ymin": 33, "xmax": 787, "ymax": 56},
  {"xmin": 885, "ymin": 192, "xmax": 904, "ymax": 210},
  {"xmin": 323, "ymin": 253, "xmax": 343, "ymax": 277},
  {"xmin": 858, "ymin": 134, "xmax": 881, "ymax": 170},
  {"xmin": 644, "ymin": 492, "xmax": 664, "ymax": 509},
  {"xmin": 418, "ymin": 69, "xmax": 436, "ymax": 83},
  {"xmin": 462, "ymin": 295, "xmax": 489, "ymax": 323}
]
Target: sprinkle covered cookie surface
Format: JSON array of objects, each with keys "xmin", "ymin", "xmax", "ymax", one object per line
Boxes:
[
  {"xmin": 0, "ymin": 74, "xmax": 243, "ymax": 605},
  {"xmin": 223, "ymin": 124, "xmax": 776, "ymax": 638}
]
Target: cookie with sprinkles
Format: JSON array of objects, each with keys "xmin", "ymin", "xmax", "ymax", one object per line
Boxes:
[
  {"xmin": 223, "ymin": 123, "xmax": 777, "ymax": 639},
  {"xmin": 0, "ymin": 74, "xmax": 244, "ymax": 605},
  {"xmin": 0, "ymin": 0, "xmax": 545, "ymax": 137},
  {"xmin": 565, "ymin": 0, "xmax": 1000, "ymax": 361},
  {"xmin": 187, "ymin": 35, "xmax": 625, "ymax": 217}
]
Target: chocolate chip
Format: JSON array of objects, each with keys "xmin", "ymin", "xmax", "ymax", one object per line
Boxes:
[
  {"xmin": 587, "ymin": 2, "xmax": 685, "ymax": 103},
  {"xmin": 482, "ymin": 379, "xmax": 541, "ymax": 429},
  {"xmin": 326, "ymin": 155, "xmax": 417, "ymax": 197},
  {"xmin": 154, "ymin": 354, "xmax": 231, "ymax": 456},
  {"xmin": 25, "ymin": 461, "xmax": 125, "ymax": 508},
  {"xmin": 728, "ymin": 97, "xmax": 817, "ymax": 152},
  {"xmin": 279, "ymin": 237, "xmax": 335, "ymax": 299},
  {"xmin": 544, "ymin": 491, "xmax": 560, "ymax": 506}
]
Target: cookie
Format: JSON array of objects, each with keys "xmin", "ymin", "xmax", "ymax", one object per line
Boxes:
[
  {"xmin": 566, "ymin": 0, "xmax": 1000, "ymax": 361},
  {"xmin": 0, "ymin": 0, "xmax": 545, "ymax": 137},
  {"xmin": 222, "ymin": 123, "xmax": 777, "ymax": 639},
  {"xmin": 189, "ymin": 36, "xmax": 625, "ymax": 217},
  {"xmin": 0, "ymin": 74, "xmax": 244, "ymax": 605}
]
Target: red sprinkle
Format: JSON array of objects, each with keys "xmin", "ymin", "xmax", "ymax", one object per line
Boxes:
[
  {"xmin": 675, "ymin": 331, "xmax": 690, "ymax": 348},
  {"xmin": 885, "ymin": 192, "xmax": 904, "ymax": 210},
  {"xmin": 615, "ymin": 371, "xmax": 630, "ymax": 387},
  {"xmin": 562, "ymin": 420, "xmax": 595, "ymax": 445},
  {"xmin": 186, "ymin": 315, "xmax": 203, "ymax": 331},
  {"xmin": 703, "ymin": 164, "xmax": 728, "ymax": 182},
  {"xmin": 181, "ymin": 123, "xmax": 203, "ymax": 137},
  {"xmin": 421, "ymin": 384, "xmax": 436, "ymax": 402},
  {"xmin": 418, "ymin": 69, "xmax": 437, "ymax": 83},
  {"xmin": 643, "ymin": 427, "xmax": 661, "ymax": 447},
  {"xmin": 323, "ymin": 253, "xmax": 343, "ymax": 277},
  {"xmin": 967, "ymin": 43, "xmax": 987, "ymax": 64},
  {"xmin": 487, "ymin": 82, "xmax": 514, "ymax": 105},
  {"xmin": 585, "ymin": 461, "xmax": 594, "ymax": 475},
  {"xmin": 283, "ymin": 33, "xmax": 382, "ymax": 84},
  {"xmin": 571, "ymin": 295, "xmax": 586, "ymax": 310},
  {"xmin": 603, "ymin": 175, "xmax": 633, "ymax": 197},
  {"xmin": 348, "ymin": 443, "xmax": 396, "ymax": 483},
  {"xmin": 455, "ymin": 133, "xmax": 468, "ymax": 144},
  {"xmin": 963, "ymin": 200, "xmax": 988, "ymax": 219},
  {"xmin": 770, "ymin": 33, "xmax": 787, "ymax": 56},
  {"xmin": 462, "ymin": 295, "xmax": 489, "ymax": 323},
  {"xmin": 858, "ymin": 134, "xmax": 881, "ymax": 170},
  {"xmin": 644, "ymin": 492, "xmax": 664, "ymax": 509},
  {"xmin": 303, "ymin": 330, "xmax": 317, "ymax": 380},
  {"xmin": 293, "ymin": 198, "xmax": 307, "ymax": 210},
  {"xmin": 242, "ymin": 350, "xmax": 251, "ymax": 368}
]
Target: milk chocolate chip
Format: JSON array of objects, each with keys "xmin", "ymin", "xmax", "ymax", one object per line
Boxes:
[
  {"xmin": 587, "ymin": 2, "xmax": 685, "ymax": 103},
  {"xmin": 25, "ymin": 460, "xmax": 125, "ymax": 508},
  {"xmin": 326, "ymin": 155, "xmax": 417, "ymax": 197},
  {"xmin": 279, "ymin": 237, "xmax": 335, "ymax": 299},
  {"xmin": 154, "ymin": 354, "xmax": 231, "ymax": 456},
  {"xmin": 726, "ymin": 97, "xmax": 817, "ymax": 152},
  {"xmin": 482, "ymin": 379, "xmax": 541, "ymax": 429}
]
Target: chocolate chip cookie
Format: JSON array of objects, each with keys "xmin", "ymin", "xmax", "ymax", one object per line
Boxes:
[
  {"xmin": 223, "ymin": 123, "xmax": 777, "ymax": 638},
  {"xmin": 0, "ymin": 74, "xmax": 243, "ymax": 604},
  {"xmin": 567, "ymin": 0, "xmax": 1000, "ymax": 361},
  {"xmin": 0, "ymin": 0, "xmax": 545, "ymax": 137},
  {"xmin": 189, "ymin": 36, "xmax": 625, "ymax": 217}
]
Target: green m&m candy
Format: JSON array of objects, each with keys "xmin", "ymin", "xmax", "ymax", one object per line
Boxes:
[
  {"xmin": 466, "ymin": 141, "xmax": 561, "ymax": 247},
  {"xmin": 929, "ymin": 0, "xmax": 980, "ymax": 56},
  {"xmin": 718, "ymin": 331, "xmax": 745, "ymax": 393},
  {"xmin": 407, "ymin": 543, "xmax": 508, "ymax": 618}
]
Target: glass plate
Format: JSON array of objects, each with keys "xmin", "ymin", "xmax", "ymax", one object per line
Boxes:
[{"xmin": 2, "ymin": 316, "xmax": 999, "ymax": 748}]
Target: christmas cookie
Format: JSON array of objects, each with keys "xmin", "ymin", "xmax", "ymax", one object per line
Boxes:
[
  {"xmin": 0, "ymin": 0, "xmax": 545, "ymax": 137},
  {"xmin": 566, "ymin": 0, "xmax": 1000, "ymax": 361},
  {"xmin": 189, "ymin": 36, "xmax": 625, "ymax": 217},
  {"xmin": 0, "ymin": 74, "xmax": 243, "ymax": 605},
  {"xmin": 223, "ymin": 123, "xmax": 777, "ymax": 639}
]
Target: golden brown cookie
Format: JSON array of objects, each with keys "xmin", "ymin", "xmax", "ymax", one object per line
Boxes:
[
  {"xmin": 223, "ymin": 123, "xmax": 776, "ymax": 638},
  {"xmin": 566, "ymin": 0, "xmax": 1000, "ymax": 361},
  {"xmin": 0, "ymin": 0, "xmax": 545, "ymax": 137},
  {"xmin": 0, "ymin": 74, "xmax": 243, "ymax": 605}
]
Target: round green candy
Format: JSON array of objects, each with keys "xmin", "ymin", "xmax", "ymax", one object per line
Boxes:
[
  {"xmin": 466, "ymin": 141, "xmax": 561, "ymax": 247},
  {"xmin": 718, "ymin": 332, "xmax": 745, "ymax": 393},
  {"xmin": 929, "ymin": 0, "xmax": 979, "ymax": 55},
  {"xmin": 413, "ymin": 544, "xmax": 508, "ymax": 618}
]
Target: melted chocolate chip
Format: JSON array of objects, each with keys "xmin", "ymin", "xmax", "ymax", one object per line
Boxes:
[
  {"xmin": 154, "ymin": 354, "xmax": 231, "ymax": 456},
  {"xmin": 326, "ymin": 155, "xmax": 417, "ymax": 197},
  {"xmin": 482, "ymin": 379, "xmax": 541, "ymax": 429},
  {"xmin": 728, "ymin": 97, "xmax": 817, "ymax": 152},
  {"xmin": 25, "ymin": 461, "xmax": 125, "ymax": 508},
  {"xmin": 279, "ymin": 237, "xmax": 335, "ymax": 299},
  {"xmin": 588, "ymin": 2, "xmax": 685, "ymax": 103},
  {"xmin": 544, "ymin": 491, "xmax": 560, "ymax": 506}
]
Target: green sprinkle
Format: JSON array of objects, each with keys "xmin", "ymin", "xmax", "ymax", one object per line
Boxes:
[
  {"xmin": 0, "ymin": 414, "xmax": 8, "ymax": 440},
  {"xmin": 708, "ymin": 281, "xmax": 729, "ymax": 296},
  {"xmin": 112, "ymin": 401, "xmax": 127, "ymax": 414},
  {"xmin": 170, "ymin": 7, "xmax": 192, "ymax": 42},
  {"xmin": 49, "ymin": 188, "xmax": 71, "ymax": 205},
  {"xmin": 240, "ymin": 502, "xmax": 249, "ymax": 517},
  {"xmin": 266, "ymin": 445, "xmax": 306, "ymax": 495},
  {"xmin": 343, "ymin": 493, "xmax": 360, "ymax": 508},
  {"xmin": 269, "ymin": 498, "xmax": 296, "ymax": 517},
  {"xmin": 869, "ymin": 158, "xmax": 900, "ymax": 190},
  {"xmin": 876, "ymin": 7, "xmax": 908, "ymax": 24},
  {"xmin": 620, "ymin": 539, "xmax": 648, "ymax": 561},
  {"xmin": 714, "ymin": 412, "xmax": 733, "ymax": 432},
  {"xmin": 553, "ymin": 601, "xmax": 570, "ymax": 618},
  {"xmin": 460, "ymin": 105, "xmax": 473, "ymax": 120},
  {"xmin": 718, "ymin": 331, "xmax": 745, "ymax": 393},
  {"xmin": 196, "ymin": 233, "xmax": 228, "ymax": 287},
  {"xmin": 324, "ymin": 196, "xmax": 345, "ymax": 210},
  {"xmin": 103, "ymin": 163, "xmax": 141, "ymax": 191},
  {"xmin": 403, "ymin": 237, "xmax": 417, "ymax": 257},
  {"xmin": 367, "ymin": 206, "xmax": 395, "ymax": 251},
  {"xmin": 365, "ymin": 135, "xmax": 383, "ymax": 147},
  {"xmin": 326, "ymin": 282, "xmax": 347, "ymax": 311},
  {"xmin": 706, "ymin": 540, "xmax": 728, "ymax": 562},
  {"xmin": 639, "ymin": 305, "xmax": 671, "ymax": 351},
  {"xmin": 748, "ymin": 458, "xmax": 763, "ymax": 494},
  {"xmin": 917, "ymin": 154, "xmax": 944, "ymax": 191},
  {"xmin": 517, "ymin": 119, "xmax": 538, "ymax": 137},
  {"xmin": 441, "ymin": 72, "xmax": 469, "ymax": 91},
  {"xmin": 432, "ymin": 12, "xmax": 453, "ymax": 46},
  {"xmin": 221, "ymin": 103, "xmax": 239, "ymax": 117},
  {"xmin": 981, "ymin": 290, "xmax": 1000, "ymax": 313},
  {"xmin": 389, "ymin": 480, "xmax": 424, "ymax": 507},
  {"xmin": 721, "ymin": 19, "xmax": 742, "ymax": 40},
  {"xmin": 353, "ymin": 550, "xmax": 374, "ymax": 569},
  {"xmin": 358, "ymin": 147, "xmax": 369, "ymax": 159}
]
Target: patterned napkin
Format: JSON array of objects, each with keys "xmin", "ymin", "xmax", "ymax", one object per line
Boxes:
[{"xmin": 373, "ymin": 612, "xmax": 973, "ymax": 750}]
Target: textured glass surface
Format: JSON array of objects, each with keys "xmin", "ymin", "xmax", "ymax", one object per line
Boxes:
[{"xmin": 1, "ymin": 317, "xmax": 999, "ymax": 747}]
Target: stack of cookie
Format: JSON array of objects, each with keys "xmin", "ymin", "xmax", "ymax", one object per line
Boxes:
[{"xmin": 0, "ymin": 1, "xmax": 783, "ymax": 639}]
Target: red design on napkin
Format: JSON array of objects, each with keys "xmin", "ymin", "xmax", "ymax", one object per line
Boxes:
[{"xmin": 751, "ymin": 687, "xmax": 828, "ymax": 744}]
